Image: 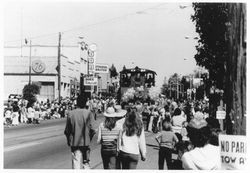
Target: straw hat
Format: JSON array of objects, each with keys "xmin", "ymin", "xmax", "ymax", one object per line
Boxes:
[
  {"xmin": 103, "ymin": 107, "xmax": 116, "ymax": 117},
  {"xmin": 104, "ymin": 106, "xmax": 127, "ymax": 118},
  {"xmin": 188, "ymin": 118, "xmax": 207, "ymax": 129},
  {"xmin": 194, "ymin": 111, "xmax": 205, "ymax": 120},
  {"xmin": 114, "ymin": 105, "xmax": 127, "ymax": 117}
]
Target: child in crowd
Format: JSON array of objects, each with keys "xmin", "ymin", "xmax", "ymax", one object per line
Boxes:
[
  {"xmin": 152, "ymin": 108, "xmax": 160, "ymax": 133},
  {"xmin": 34, "ymin": 106, "xmax": 41, "ymax": 124},
  {"xmin": 155, "ymin": 119, "xmax": 179, "ymax": 170},
  {"xmin": 180, "ymin": 121, "xmax": 189, "ymax": 141},
  {"xmin": 4, "ymin": 108, "xmax": 12, "ymax": 126},
  {"xmin": 52, "ymin": 110, "xmax": 61, "ymax": 119}
]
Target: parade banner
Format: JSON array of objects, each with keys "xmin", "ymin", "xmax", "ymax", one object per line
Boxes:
[
  {"xmin": 95, "ymin": 64, "xmax": 109, "ymax": 73},
  {"xmin": 84, "ymin": 77, "xmax": 98, "ymax": 86},
  {"xmin": 219, "ymin": 134, "xmax": 247, "ymax": 170}
]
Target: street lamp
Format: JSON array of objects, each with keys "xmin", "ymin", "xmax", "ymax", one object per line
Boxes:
[{"xmin": 185, "ymin": 36, "xmax": 199, "ymax": 40}]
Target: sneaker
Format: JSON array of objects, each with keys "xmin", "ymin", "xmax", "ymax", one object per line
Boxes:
[{"xmin": 82, "ymin": 163, "xmax": 91, "ymax": 169}]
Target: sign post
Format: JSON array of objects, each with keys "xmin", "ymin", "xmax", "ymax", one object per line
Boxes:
[{"xmin": 217, "ymin": 100, "xmax": 226, "ymax": 131}]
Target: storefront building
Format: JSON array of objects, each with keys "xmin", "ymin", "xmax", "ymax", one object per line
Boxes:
[{"xmin": 4, "ymin": 45, "xmax": 84, "ymax": 102}]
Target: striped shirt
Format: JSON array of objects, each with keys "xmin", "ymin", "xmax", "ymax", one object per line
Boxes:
[{"xmin": 97, "ymin": 122, "xmax": 122, "ymax": 153}]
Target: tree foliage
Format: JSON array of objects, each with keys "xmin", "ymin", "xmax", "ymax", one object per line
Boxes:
[
  {"xmin": 191, "ymin": 3, "xmax": 229, "ymax": 89},
  {"xmin": 109, "ymin": 64, "xmax": 118, "ymax": 78},
  {"xmin": 181, "ymin": 76, "xmax": 190, "ymax": 91},
  {"xmin": 161, "ymin": 73, "xmax": 181, "ymax": 98},
  {"xmin": 22, "ymin": 83, "xmax": 40, "ymax": 106},
  {"xmin": 168, "ymin": 73, "xmax": 180, "ymax": 83},
  {"xmin": 161, "ymin": 83, "xmax": 168, "ymax": 96}
]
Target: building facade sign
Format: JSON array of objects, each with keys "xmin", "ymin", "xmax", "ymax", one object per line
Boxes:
[
  {"xmin": 95, "ymin": 64, "xmax": 109, "ymax": 73},
  {"xmin": 84, "ymin": 77, "xmax": 98, "ymax": 85},
  {"xmin": 32, "ymin": 59, "xmax": 46, "ymax": 73},
  {"xmin": 88, "ymin": 50, "xmax": 96, "ymax": 75}
]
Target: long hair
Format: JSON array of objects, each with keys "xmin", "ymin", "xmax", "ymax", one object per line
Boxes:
[
  {"xmin": 123, "ymin": 110, "xmax": 143, "ymax": 137},
  {"xmin": 104, "ymin": 117, "xmax": 116, "ymax": 131}
]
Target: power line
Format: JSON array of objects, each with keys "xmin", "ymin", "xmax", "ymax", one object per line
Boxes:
[
  {"xmin": 5, "ymin": 3, "xmax": 170, "ymax": 44},
  {"xmin": 62, "ymin": 3, "xmax": 169, "ymax": 34},
  {"xmin": 60, "ymin": 3, "xmax": 173, "ymax": 43}
]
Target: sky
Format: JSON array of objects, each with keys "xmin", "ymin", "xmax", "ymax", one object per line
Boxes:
[{"xmin": 4, "ymin": 0, "xmax": 199, "ymax": 88}]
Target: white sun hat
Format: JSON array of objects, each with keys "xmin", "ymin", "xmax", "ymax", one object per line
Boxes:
[
  {"xmin": 103, "ymin": 107, "xmax": 116, "ymax": 117},
  {"xmin": 114, "ymin": 105, "xmax": 127, "ymax": 117}
]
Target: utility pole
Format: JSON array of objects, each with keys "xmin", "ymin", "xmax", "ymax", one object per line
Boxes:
[
  {"xmin": 29, "ymin": 40, "xmax": 32, "ymax": 84},
  {"xmin": 58, "ymin": 32, "xmax": 61, "ymax": 103}
]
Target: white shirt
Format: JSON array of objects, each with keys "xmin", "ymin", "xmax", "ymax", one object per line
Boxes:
[
  {"xmin": 172, "ymin": 114, "xmax": 187, "ymax": 127},
  {"xmin": 27, "ymin": 107, "xmax": 35, "ymax": 118},
  {"xmin": 181, "ymin": 144, "xmax": 221, "ymax": 170},
  {"xmin": 116, "ymin": 117, "xmax": 125, "ymax": 129},
  {"xmin": 119, "ymin": 129, "xmax": 146, "ymax": 157}
]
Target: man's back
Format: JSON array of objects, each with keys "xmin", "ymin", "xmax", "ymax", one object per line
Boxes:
[{"xmin": 65, "ymin": 108, "xmax": 94, "ymax": 147}]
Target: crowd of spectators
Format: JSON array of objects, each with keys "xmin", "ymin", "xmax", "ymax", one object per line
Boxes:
[
  {"xmin": 118, "ymin": 97, "xmax": 221, "ymax": 170},
  {"xmin": 3, "ymin": 95, "xmax": 116, "ymax": 127}
]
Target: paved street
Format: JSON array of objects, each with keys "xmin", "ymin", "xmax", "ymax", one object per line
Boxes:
[{"xmin": 4, "ymin": 115, "xmax": 161, "ymax": 169}]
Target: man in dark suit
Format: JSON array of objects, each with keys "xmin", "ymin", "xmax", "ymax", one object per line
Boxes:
[{"xmin": 64, "ymin": 95, "xmax": 95, "ymax": 169}]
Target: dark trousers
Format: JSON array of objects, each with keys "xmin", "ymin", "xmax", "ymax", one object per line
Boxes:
[
  {"xmin": 101, "ymin": 151, "xmax": 117, "ymax": 169},
  {"xmin": 119, "ymin": 150, "xmax": 139, "ymax": 169},
  {"xmin": 158, "ymin": 147, "xmax": 173, "ymax": 170},
  {"xmin": 27, "ymin": 118, "xmax": 33, "ymax": 124}
]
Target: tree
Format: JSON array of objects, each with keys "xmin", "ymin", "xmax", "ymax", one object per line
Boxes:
[
  {"xmin": 109, "ymin": 64, "xmax": 118, "ymax": 78},
  {"xmin": 161, "ymin": 83, "xmax": 168, "ymax": 97},
  {"xmin": 192, "ymin": 3, "xmax": 229, "ymax": 119},
  {"xmin": 224, "ymin": 3, "xmax": 246, "ymax": 135},
  {"xmin": 192, "ymin": 3, "xmax": 246, "ymax": 135},
  {"xmin": 196, "ymin": 85, "xmax": 204, "ymax": 100},
  {"xmin": 22, "ymin": 83, "xmax": 40, "ymax": 107},
  {"xmin": 181, "ymin": 76, "xmax": 190, "ymax": 91},
  {"xmin": 167, "ymin": 73, "xmax": 182, "ymax": 100},
  {"xmin": 192, "ymin": 3, "xmax": 229, "ymax": 90}
]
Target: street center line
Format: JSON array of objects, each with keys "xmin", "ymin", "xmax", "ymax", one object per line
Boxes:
[
  {"xmin": 4, "ymin": 141, "xmax": 42, "ymax": 152},
  {"xmin": 38, "ymin": 125, "xmax": 63, "ymax": 131}
]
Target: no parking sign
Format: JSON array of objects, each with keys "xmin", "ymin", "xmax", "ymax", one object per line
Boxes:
[{"xmin": 219, "ymin": 134, "xmax": 247, "ymax": 170}]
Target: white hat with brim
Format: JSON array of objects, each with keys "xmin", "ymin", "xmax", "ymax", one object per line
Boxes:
[
  {"xmin": 104, "ymin": 106, "xmax": 127, "ymax": 118},
  {"xmin": 103, "ymin": 107, "xmax": 116, "ymax": 117},
  {"xmin": 188, "ymin": 118, "xmax": 207, "ymax": 129},
  {"xmin": 114, "ymin": 105, "xmax": 127, "ymax": 118}
]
